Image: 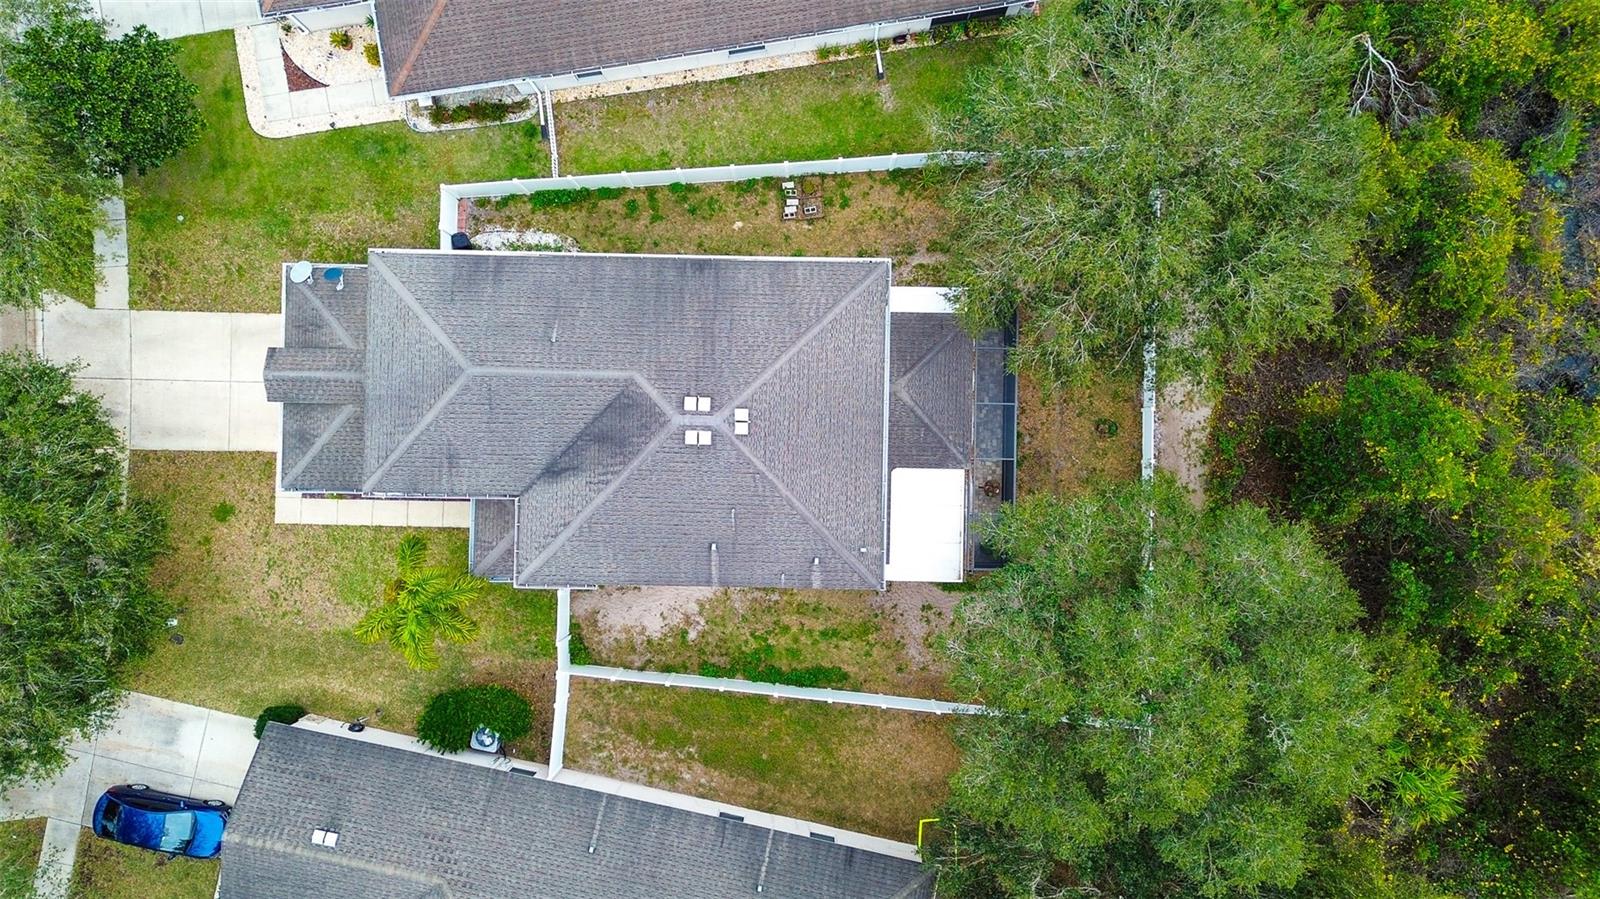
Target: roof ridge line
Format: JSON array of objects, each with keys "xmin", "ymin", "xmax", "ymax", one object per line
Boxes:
[
  {"xmin": 725, "ymin": 427, "xmax": 881, "ymax": 589},
  {"xmin": 515, "ymin": 423, "xmax": 676, "ymax": 585},
  {"xmin": 893, "ymin": 329, "xmax": 965, "ymax": 462},
  {"xmin": 387, "ymin": 0, "xmax": 451, "ymax": 95},
  {"xmin": 463, "ymin": 366, "xmax": 678, "ymax": 418},
  {"xmin": 293, "ymin": 281, "xmax": 358, "ymax": 350},
  {"xmin": 362, "ymin": 371, "xmax": 469, "ymax": 492},
  {"xmin": 281, "ymin": 404, "xmax": 356, "ymax": 488},
  {"xmin": 370, "ymin": 253, "xmax": 471, "ymax": 371},
  {"xmin": 225, "ymin": 832, "xmax": 450, "ymax": 892},
  {"xmin": 720, "ymin": 263, "xmax": 888, "ymax": 416}
]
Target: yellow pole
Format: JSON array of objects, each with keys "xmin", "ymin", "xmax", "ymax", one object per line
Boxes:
[{"xmin": 917, "ymin": 818, "xmax": 940, "ymax": 850}]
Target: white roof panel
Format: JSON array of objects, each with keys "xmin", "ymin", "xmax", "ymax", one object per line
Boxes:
[{"xmin": 884, "ymin": 467, "xmax": 966, "ymax": 583}]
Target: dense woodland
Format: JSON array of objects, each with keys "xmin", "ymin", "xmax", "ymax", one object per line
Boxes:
[{"xmin": 940, "ymin": 0, "xmax": 1600, "ymax": 896}]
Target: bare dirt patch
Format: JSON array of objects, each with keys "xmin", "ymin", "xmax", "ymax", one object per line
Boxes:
[
  {"xmin": 1156, "ymin": 377, "xmax": 1213, "ymax": 506},
  {"xmin": 1016, "ymin": 369, "xmax": 1142, "ymax": 498},
  {"xmin": 572, "ymin": 585, "xmax": 717, "ymax": 640}
]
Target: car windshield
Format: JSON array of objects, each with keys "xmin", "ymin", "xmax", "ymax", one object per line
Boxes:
[{"xmin": 158, "ymin": 812, "xmax": 196, "ymax": 852}]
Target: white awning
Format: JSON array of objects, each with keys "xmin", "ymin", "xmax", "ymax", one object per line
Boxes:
[
  {"xmin": 888, "ymin": 286, "xmax": 957, "ymax": 314},
  {"xmin": 884, "ymin": 468, "xmax": 966, "ymax": 583}
]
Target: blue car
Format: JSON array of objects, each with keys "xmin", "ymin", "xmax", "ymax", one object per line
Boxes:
[{"xmin": 91, "ymin": 784, "xmax": 230, "ymax": 858}]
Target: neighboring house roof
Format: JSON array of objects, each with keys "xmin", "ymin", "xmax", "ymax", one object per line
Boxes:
[
  {"xmin": 221, "ymin": 725, "xmax": 934, "ymax": 899},
  {"xmin": 266, "ymin": 250, "xmax": 891, "ymax": 591},
  {"xmin": 258, "ymin": 0, "xmax": 361, "ymax": 14},
  {"xmin": 376, "ymin": 0, "xmax": 1015, "ymax": 97}
]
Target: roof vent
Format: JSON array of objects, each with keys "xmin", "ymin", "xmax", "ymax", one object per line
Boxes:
[
  {"xmin": 734, "ymin": 407, "xmax": 750, "ymax": 436},
  {"xmin": 682, "ymin": 395, "xmax": 712, "ymax": 413},
  {"xmin": 697, "ymin": 395, "xmax": 712, "ymax": 412},
  {"xmin": 683, "ymin": 395, "xmax": 696, "ymax": 412},
  {"xmin": 311, "ymin": 828, "xmax": 339, "ymax": 848},
  {"xmin": 684, "ymin": 429, "xmax": 712, "ymax": 446}
]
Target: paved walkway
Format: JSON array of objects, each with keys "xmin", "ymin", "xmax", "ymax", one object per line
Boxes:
[
  {"xmin": 0, "ymin": 693, "xmax": 258, "ymax": 897},
  {"xmin": 93, "ymin": 0, "xmax": 262, "ymax": 39},
  {"xmin": 41, "ymin": 302, "xmax": 281, "ymax": 451},
  {"xmin": 236, "ymin": 24, "xmax": 402, "ymax": 138}
]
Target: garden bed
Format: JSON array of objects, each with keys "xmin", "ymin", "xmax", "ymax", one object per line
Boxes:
[
  {"xmin": 125, "ymin": 451, "xmax": 556, "ymax": 759},
  {"xmin": 564, "ymin": 680, "xmax": 958, "ymax": 841},
  {"xmin": 466, "ymin": 170, "xmax": 953, "ymax": 284},
  {"xmin": 571, "ymin": 583, "xmax": 955, "ymax": 699}
]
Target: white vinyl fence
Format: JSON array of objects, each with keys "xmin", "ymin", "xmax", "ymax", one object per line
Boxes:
[{"xmin": 437, "ymin": 151, "xmax": 978, "ymax": 247}]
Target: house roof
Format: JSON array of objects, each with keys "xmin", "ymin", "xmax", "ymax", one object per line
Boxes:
[
  {"xmin": 375, "ymin": 0, "xmax": 1014, "ymax": 97},
  {"xmin": 888, "ymin": 312, "xmax": 973, "ymax": 472},
  {"xmin": 220, "ymin": 725, "xmax": 934, "ymax": 899},
  {"xmin": 258, "ymin": 0, "xmax": 362, "ymax": 15},
  {"xmin": 267, "ymin": 250, "xmax": 891, "ymax": 590}
]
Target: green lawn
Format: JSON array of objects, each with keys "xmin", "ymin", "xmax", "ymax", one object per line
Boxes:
[
  {"xmin": 576, "ymin": 586, "xmax": 954, "ymax": 699},
  {"xmin": 470, "ymin": 170, "xmax": 954, "ymax": 284},
  {"xmin": 126, "ymin": 452, "xmax": 557, "ymax": 758},
  {"xmin": 127, "ymin": 32, "xmax": 995, "ymax": 312},
  {"xmin": 566, "ymin": 680, "xmax": 958, "ymax": 841},
  {"xmin": 0, "ymin": 818, "xmax": 44, "ymax": 897},
  {"xmin": 69, "ymin": 832, "xmax": 217, "ymax": 899}
]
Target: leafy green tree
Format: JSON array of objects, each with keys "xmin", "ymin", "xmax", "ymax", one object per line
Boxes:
[
  {"xmin": 935, "ymin": 479, "xmax": 1397, "ymax": 897},
  {"xmin": 353, "ymin": 533, "xmax": 484, "ymax": 670},
  {"xmin": 0, "ymin": 92, "xmax": 109, "ymax": 308},
  {"xmin": 936, "ymin": 0, "xmax": 1381, "ymax": 386},
  {"xmin": 1293, "ymin": 370, "xmax": 1483, "ymax": 523},
  {"xmin": 0, "ymin": 353, "xmax": 168, "ymax": 790},
  {"xmin": 5, "ymin": 14, "xmax": 201, "ymax": 176}
]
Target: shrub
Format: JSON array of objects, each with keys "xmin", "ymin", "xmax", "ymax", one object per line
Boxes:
[
  {"xmin": 363, "ymin": 42, "xmax": 379, "ymax": 67},
  {"xmin": 328, "ymin": 29, "xmax": 352, "ymax": 50},
  {"xmin": 425, "ymin": 98, "xmax": 528, "ymax": 126},
  {"xmin": 416, "ymin": 685, "xmax": 532, "ymax": 753},
  {"xmin": 254, "ymin": 704, "xmax": 306, "ymax": 739},
  {"xmin": 210, "ymin": 501, "xmax": 236, "ymax": 523}
]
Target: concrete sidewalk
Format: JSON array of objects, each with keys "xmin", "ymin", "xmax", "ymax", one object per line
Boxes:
[
  {"xmin": 0, "ymin": 693, "xmax": 258, "ymax": 897},
  {"xmin": 41, "ymin": 302, "xmax": 281, "ymax": 451}
]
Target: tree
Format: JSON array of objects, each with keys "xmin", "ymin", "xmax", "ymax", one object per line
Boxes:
[
  {"xmin": 0, "ymin": 353, "xmax": 168, "ymax": 790},
  {"xmin": 934, "ymin": 479, "xmax": 1397, "ymax": 897},
  {"xmin": 5, "ymin": 14, "xmax": 201, "ymax": 176},
  {"xmin": 0, "ymin": 92, "xmax": 109, "ymax": 308},
  {"xmin": 353, "ymin": 533, "xmax": 484, "ymax": 670},
  {"xmin": 936, "ymin": 0, "xmax": 1381, "ymax": 386}
]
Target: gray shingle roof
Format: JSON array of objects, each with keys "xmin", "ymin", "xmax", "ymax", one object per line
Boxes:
[
  {"xmin": 269, "ymin": 250, "xmax": 891, "ymax": 590},
  {"xmin": 376, "ymin": 0, "xmax": 1015, "ymax": 97},
  {"xmin": 888, "ymin": 312, "xmax": 974, "ymax": 471},
  {"xmin": 220, "ymin": 725, "xmax": 934, "ymax": 899}
]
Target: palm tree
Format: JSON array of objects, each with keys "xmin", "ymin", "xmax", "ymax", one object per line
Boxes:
[{"xmin": 353, "ymin": 533, "xmax": 485, "ymax": 670}]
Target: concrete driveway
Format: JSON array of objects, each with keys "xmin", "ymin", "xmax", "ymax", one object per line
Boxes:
[
  {"xmin": 0, "ymin": 693, "xmax": 258, "ymax": 896},
  {"xmin": 1, "ymin": 692, "xmax": 257, "ymax": 825},
  {"xmin": 92, "ymin": 0, "xmax": 263, "ymax": 38},
  {"xmin": 41, "ymin": 302, "xmax": 281, "ymax": 451}
]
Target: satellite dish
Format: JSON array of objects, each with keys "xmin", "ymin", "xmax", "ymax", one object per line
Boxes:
[{"xmin": 288, "ymin": 260, "xmax": 313, "ymax": 283}]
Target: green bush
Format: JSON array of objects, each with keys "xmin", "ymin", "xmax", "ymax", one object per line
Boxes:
[
  {"xmin": 328, "ymin": 29, "xmax": 352, "ymax": 50},
  {"xmin": 253, "ymin": 704, "xmax": 306, "ymax": 739},
  {"xmin": 363, "ymin": 42, "xmax": 379, "ymax": 67},
  {"xmin": 416, "ymin": 685, "xmax": 531, "ymax": 753},
  {"xmin": 426, "ymin": 98, "xmax": 529, "ymax": 126}
]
